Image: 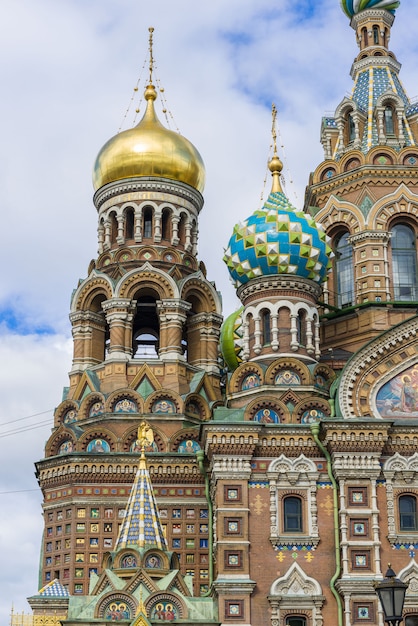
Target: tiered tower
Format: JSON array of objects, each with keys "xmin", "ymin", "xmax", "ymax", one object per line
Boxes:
[
  {"xmin": 305, "ymin": 0, "xmax": 418, "ymax": 360},
  {"xmin": 35, "ymin": 29, "xmax": 222, "ymax": 600}
]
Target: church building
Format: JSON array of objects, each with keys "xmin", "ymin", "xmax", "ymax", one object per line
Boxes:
[{"xmin": 20, "ymin": 1, "xmax": 418, "ymax": 625}]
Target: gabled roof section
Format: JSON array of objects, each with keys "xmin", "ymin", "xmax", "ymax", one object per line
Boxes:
[
  {"xmin": 130, "ymin": 364, "xmax": 162, "ymax": 398},
  {"xmin": 90, "ymin": 568, "xmax": 123, "ymax": 595},
  {"xmin": 71, "ymin": 370, "xmax": 101, "ymax": 401},
  {"xmin": 36, "ymin": 579, "xmax": 69, "ymax": 597},
  {"xmin": 189, "ymin": 371, "xmax": 217, "ymax": 403}
]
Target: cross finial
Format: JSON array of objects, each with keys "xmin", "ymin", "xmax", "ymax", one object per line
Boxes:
[
  {"xmin": 148, "ymin": 26, "xmax": 155, "ymax": 84},
  {"xmin": 272, "ymin": 103, "xmax": 278, "ymax": 155}
]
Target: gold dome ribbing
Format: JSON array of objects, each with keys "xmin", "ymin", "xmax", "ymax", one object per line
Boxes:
[{"xmin": 92, "ymin": 83, "xmax": 205, "ymax": 192}]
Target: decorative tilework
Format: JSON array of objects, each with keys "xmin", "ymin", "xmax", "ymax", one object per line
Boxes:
[
  {"xmin": 38, "ymin": 579, "xmax": 69, "ymax": 597},
  {"xmin": 223, "ymin": 191, "xmax": 332, "ymax": 288},
  {"xmin": 115, "ymin": 458, "xmax": 167, "ymax": 551}
]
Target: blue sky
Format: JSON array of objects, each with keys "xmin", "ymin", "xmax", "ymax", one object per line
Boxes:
[{"xmin": 1, "ymin": 0, "xmax": 418, "ymax": 622}]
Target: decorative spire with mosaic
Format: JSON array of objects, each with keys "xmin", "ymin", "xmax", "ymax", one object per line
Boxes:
[
  {"xmin": 223, "ymin": 106, "xmax": 332, "ymax": 288},
  {"xmin": 115, "ymin": 422, "xmax": 167, "ymax": 551},
  {"xmin": 341, "ymin": 0, "xmax": 400, "ymax": 18}
]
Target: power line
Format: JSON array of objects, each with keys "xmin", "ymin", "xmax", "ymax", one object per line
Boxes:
[
  {"xmin": 0, "ymin": 419, "xmax": 53, "ymax": 438},
  {"xmin": 0, "ymin": 409, "xmax": 53, "ymax": 427}
]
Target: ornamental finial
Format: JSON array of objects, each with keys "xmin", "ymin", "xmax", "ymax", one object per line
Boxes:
[{"xmin": 148, "ymin": 26, "xmax": 155, "ymax": 84}]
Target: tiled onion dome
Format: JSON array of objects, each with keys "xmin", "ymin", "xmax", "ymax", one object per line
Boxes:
[
  {"xmin": 341, "ymin": 0, "xmax": 400, "ymax": 18},
  {"xmin": 223, "ymin": 156, "xmax": 332, "ymax": 288}
]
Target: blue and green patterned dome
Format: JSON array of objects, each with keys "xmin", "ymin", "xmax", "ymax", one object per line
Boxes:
[
  {"xmin": 223, "ymin": 188, "xmax": 332, "ymax": 289},
  {"xmin": 341, "ymin": 0, "xmax": 400, "ymax": 18}
]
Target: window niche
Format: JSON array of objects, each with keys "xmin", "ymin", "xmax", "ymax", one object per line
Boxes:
[
  {"xmin": 268, "ymin": 563, "xmax": 324, "ymax": 626},
  {"xmin": 383, "ymin": 453, "xmax": 418, "ymax": 545},
  {"xmin": 267, "ymin": 454, "xmax": 319, "ymax": 548}
]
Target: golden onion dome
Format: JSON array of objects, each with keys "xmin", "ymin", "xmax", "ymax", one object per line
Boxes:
[{"xmin": 92, "ymin": 83, "xmax": 205, "ymax": 193}]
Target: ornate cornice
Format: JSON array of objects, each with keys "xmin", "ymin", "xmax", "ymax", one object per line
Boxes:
[
  {"xmin": 237, "ymin": 275, "xmax": 322, "ymax": 303},
  {"xmin": 348, "ymin": 230, "xmax": 390, "ymax": 244},
  {"xmin": 308, "ymin": 168, "xmax": 418, "ymax": 201},
  {"xmin": 93, "ymin": 177, "xmax": 203, "ymax": 212},
  {"xmin": 321, "ymin": 420, "xmax": 391, "ymax": 452},
  {"xmin": 350, "ymin": 55, "xmax": 401, "ymax": 81}
]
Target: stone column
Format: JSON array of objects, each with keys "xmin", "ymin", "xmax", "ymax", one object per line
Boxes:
[
  {"xmin": 102, "ymin": 298, "xmax": 136, "ymax": 360},
  {"xmin": 157, "ymin": 299, "xmax": 191, "ymax": 360}
]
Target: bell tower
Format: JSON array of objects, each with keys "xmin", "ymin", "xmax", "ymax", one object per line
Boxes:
[{"xmin": 35, "ymin": 29, "xmax": 222, "ymax": 599}]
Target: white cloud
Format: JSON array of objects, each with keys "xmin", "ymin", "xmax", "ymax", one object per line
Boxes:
[{"xmin": 1, "ymin": 0, "xmax": 418, "ymax": 621}]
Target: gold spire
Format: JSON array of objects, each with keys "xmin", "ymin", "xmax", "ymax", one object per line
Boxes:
[
  {"xmin": 269, "ymin": 103, "xmax": 284, "ymax": 194},
  {"xmin": 148, "ymin": 27, "xmax": 154, "ymax": 84}
]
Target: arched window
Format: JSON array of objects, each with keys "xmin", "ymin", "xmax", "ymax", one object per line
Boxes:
[
  {"xmin": 373, "ymin": 25, "xmax": 379, "ymax": 45},
  {"xmin": 286, "ymin": 618, "xmax": 306, "ymax": 626},
  {"xmin": 132, "ymin": 295, "xmax": 160, "ymax": 359},
  {"xmin": 405, "ymin": 616, "xmax": 418, "ymax": 626},
  {"xmin": 124, "ymin": 207, "xmax": 135, "ymax": 240},
  {"xmin": 110, "ymin": 212, "xmax": 118, "ymax": 245},
  {"xmin": 143, "ymin": 207, "xmax": 153, "ymax": 239},
  {"xmin": 385, "ymin": 106, "xmax": 395, "ymax": 135},
  {"xmin": 348, "ymin": 112, "xmax": 356, "ymax": 143},
  {"xmin": 391, "ymin": 224, "xmax": 417, "ymax": 301},
  {"xmin": 161, "ymin": 208, "xmax": 171, "ymax": 241},
  {"xmin": 335, "ymin": 232, "xmax": 354, "ymax": 308},
  {"xmin": 262, "ymin": 310, "xmax": 271, "ymax": 345},
  {"xmin": 362, "ymin": 26, "xmax": 368, "ymax": 47},
  {"xmin": 132, "ymin": 331, "xmax": 159, "ymax": 359},
  {"xmin": 283, "ymin": 496, "xmax": 303, "ymax": 533},
  {"xmin": 178, "ymin": 214, "xmax": 186, "ymax": 244},
  {"xmin": 399, "ymin": 495, "xmax": 417, "ymax": 531},
  {"xmin": 297, "ymin": 310, "xmax": 307, "ymax": 346}
]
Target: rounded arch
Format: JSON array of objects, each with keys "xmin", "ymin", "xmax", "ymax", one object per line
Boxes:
[
  {"xmin": 169, "ymin": 428, "xmax": 201, "ymax": 453},
  {"xmin": 229, "ymin": 362, "xmax": 265, "ymax": 394},
  {"xmin": 293, "ymin": 398, "xmax": 331, "ymax": 424},
  {"xmin": 160, "ymin": 248, "xmax": 181, "ymax": 265},
  {"xmin": 96, "ymin": 592, "xmax": 137, "ymax": 621},
  {"xmin": 105, "ymin": 389, "xmax": 143, "ymax": 414},
  {"xmin": 115, "ymin": 548, "xmax": 140, "ymax": 569},
  {"xmin": 332, "ymin": 228, "xmax": 355, "ymax": 309},
  {"xmin": 245, "ymin": 397, "xmax": 288, "ymax": 424},
  {"xmin": 123, "ymin": 205, "xmax": 135, "ymax": 240},
  {"xmin": 369, "ymin": 185, "xmax": 418, "ymax": 228},
  {"xmin": 115, "ymin": 248, "xmax": 134, "ymax": 264},
  {"xmin": 71, "ymin": 275, "xmax": 113, "ymax": 313},
  {"xmin": 161, "ymin": 206, "xmax": 172, "ymax": 242},
  {"xmin": 78, "ymin": 393, "xmax": 105, "ymax": 421},
  {"xmin": 143, "ymin": 549, "xmax": 169, "ymax": 570},
  {"xmin": 144, "ymin": 390, "xmax": 183, "ymax": 414},
  {"xmin": 183, "ymin": 394, "xmax": 211, "ymax": 420},
  {"xmin": 54, "ymin": 400, "xmax": 79, "ymax": 426},
  {"xmin": 117, "ymin": 265, "xmax": 178, "ymax": 300},
  {"xmin": 399, "ymin": 148, "xmax": 418, "ymax": 167},
  {"xmin": 79, "ymin": 429, "xmax": 116, "ymax": 452},
  {"xmin": 145, "ymin": 592, "xmax": 187, "ymax": 621},
  {"xmin": 313, "ymin": 364, "xmax": 336, "ymax": 391},
  {"xmin": 46, "ymin": 427, "xmax": 76, "ymax": 457},
  {"xmin": 265, "ymin": 358, "xmax": 311, "ymax": 386},
  {"xmin": 180, "ymin": 276, "xmax": 222, "ymax": 315},
  {"xmin": 137, "ymin": 247, "xmax": 158, "ymax": 263},
  {"xmin": 339, "ymin": 149, "xmax": 365, "ymax": 172},
  {"xmin": 142, "ymin": 204, "xmax": 154, "ymax": 240}
]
